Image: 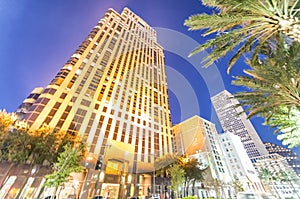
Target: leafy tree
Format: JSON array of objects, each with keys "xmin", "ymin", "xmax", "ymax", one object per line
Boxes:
[
  {"xmin": 154, "ymin": 155, "xmax": 206, "ymax": 197},
  {"xmin": 0, "ymin": 110, "xmax": 15, "ymax": 149},
  {"xmin": 43, "ymin": 142, "xmax": 86, "ymax": 198},
  {"xmin": 185, "ymin": 0, "xmax": 300, "ymax": 73},
  {"xmin": 28, "ymin": 125, "xmax": 70, "ymax": 165},
  {"xmin": 154, "ymin": 153, "xmax": 178, "ymax": 177},
  {"xmin": 4, "ymin": 129, "xmax": 33, "ymax": 163},
  {"xmin": 154, "ymin": 153, "xmax": 178, "ymax": 198},
  {"xmin": 167, "ymin": 164, "xmax": 185, "ymax": 198},
  {"xmin": 177, "ymin": 157, "xmax": 205, "ymax": 197},
  {"xmin": 0, "ymin": 110, "xmax": 15, "ymax": 133}
]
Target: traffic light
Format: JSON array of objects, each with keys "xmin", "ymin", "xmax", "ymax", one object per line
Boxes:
[{"xmin": 95, "ymin": 157, "xmax": 102, "ymax": 170}]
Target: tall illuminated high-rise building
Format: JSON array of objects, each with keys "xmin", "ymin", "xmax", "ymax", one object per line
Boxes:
[
  {"xmin": 211, "ymin": 90, "xmax": 268, "ymax": 159},
  {"xmin": 19, "ymin": 7, "xmax": 173, "ymax": 198}
]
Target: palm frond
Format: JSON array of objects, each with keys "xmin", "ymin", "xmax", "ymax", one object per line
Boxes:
[{"xmin": 186, "ymin": 0, "xmax": 300, "ymax": 71}]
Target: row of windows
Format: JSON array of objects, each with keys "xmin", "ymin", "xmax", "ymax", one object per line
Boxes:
[{"xmin": 24, "ymin": 8, "xmax": 172, "ymax": 161}]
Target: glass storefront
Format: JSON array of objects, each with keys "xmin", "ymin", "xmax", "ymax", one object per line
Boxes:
[{"xmin": 100, "ymin": 183, "xmax": 120, "ymax": 199}]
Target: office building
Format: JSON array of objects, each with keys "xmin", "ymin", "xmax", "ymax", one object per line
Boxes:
[
  {"xmin": 265, "ymin": 142, "xmax": 300, "ymax": 175},
  {"xmin": 220, "ymin": 132, "xmax": 264, "ymax": 193},
  {"xmin": 173, "ymin": 115, "xmax": 233, "ymax": 198},
  {"xmin": 16, "ymin": 87, "xmax": 43, "ymax": 120},
  {"xmin": 211, "ymin": 90, "xmax": 268, "ymax": 159},
  {"xmin": 19, "ymin": 7, "xmax": 173, "ymax": 198},
  {"xmin": 252, "ymin": 154, "xmax": 300, "ymax": 198}
]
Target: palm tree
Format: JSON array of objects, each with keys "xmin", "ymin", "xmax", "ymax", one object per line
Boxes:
[
  {"xmin": 232, "ymin": 176, "xmax": 244, "ymax": 194},
  {"xmin": 259, "ymin": 168, "xmax": 281, "ymax": 198},
  {"xmin": 232, "ymin": 41, "xmax": 300, "ymax": 148},
  {"xmin": 185, "ymin": 0, "xmax": 300, "ymax": 73},
  {"xmin": 185, "ymin": 0, "xmax": 300, "ymax": 148}
]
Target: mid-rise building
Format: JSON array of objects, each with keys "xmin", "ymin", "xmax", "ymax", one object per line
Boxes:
[
  {"xmin": 173, "ymin": 115, "xmax": 233, "ymax": 198},
  {"xmin": 17, "ymin": 7, "xmax": 173, "ymax": 199},
  {"xmin": 264, "ymin": 142, "xmax": 300, "ymax": 175},
  {"xmin": 211, "ymin": 90, "xmax": 268, "ymax": 159},
  {"xmin": 219, "ymin": 132, "xmax": 264, "ymax": 193},
  {"xmin": 252, "ymin": 154, "xmax": 300, "ymax": 199}
]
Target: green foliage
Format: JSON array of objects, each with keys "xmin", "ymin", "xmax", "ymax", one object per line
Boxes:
[
  {"xmin": 4, "ymin": 129, "xmax": 33, "ymax": 163},
  {"xmin": 0, "ymin": 113, "xmax": 86, "ymax": 164},
  {"xmin": 154, "ymin": 153, "xmax": 178, "ymax": 177},
  {"xmin": 233, "ymin": 41, "xmax": 300, "ymax": 148},
  {"xmin": 178, "ymin": 156, "xmax": 205, "ymax": 183},
  {"xmin": 259, "ymin": 168, "xmax": 276, "ymax": 182},
  {"xmin": 232, "ymin": 177, "xmax": 244, "ymax": 193},
  {"xmin": 185, "ymin": 0, "xmax": 300, "ymax": 148},
  {"xmin": 0, "ymin": 111, "xmax": 87, "ymax": 198},
  {"xmin": 0, "ymin": 111, "xmax": 15, "ymax": 152},
  {"xmin": 185, "ymin": 0, "xmax": 300, "ymax": 73},
  {"xmin": 180, "ymin": 196, "xmax": 197, "ymax": 199},
  {"xmin": 43, "ymin": 143, "xmax": 85, "ymax": 190},
  {"xmin": 154, "ymin": 154, "xmax": 206, "ymax": 197},
  {"xmin": 0, "ymin": 110, "xmax": 15, "ymax": 133},
  {"xmin": 167, "ymin": 164, "xmax": 185, "ymax": 193},
  {"xmin": 177, "ymin": 156, "xmax": 206, "ymax": 196}
]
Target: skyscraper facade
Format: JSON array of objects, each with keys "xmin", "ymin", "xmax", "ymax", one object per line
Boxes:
[
  {"xmin": 252, "ymin": 154, "xmax": 300, "ymax": 198},
  {"xmin": 211, "ymin": 90, "xmax": 268, "ymax": 159},
  {"xmin": 264, "ymin": 142, "xmax": 300, "ymax": 175},
  {"xmin": 173, "ymin": 115, "xmax": 233, "ymax": 198},
  {"xmin": 220, "ymin": 132, "xmax": 264, "ymax": 193},
  {"xmin": 19, "ymin": 7, "xmax": 173, "ymax": 198},
  {"xmin": 16, "ymin": 87, "xmax": 43, "ymax": 120}
]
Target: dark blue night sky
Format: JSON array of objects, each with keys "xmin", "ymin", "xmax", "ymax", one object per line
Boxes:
[{"xmin": 0, "ymin": 0, "xmax": 299, "ymax": 155}]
